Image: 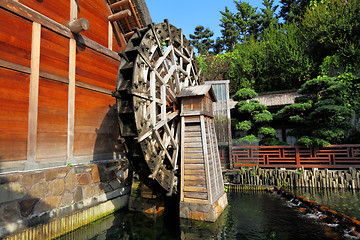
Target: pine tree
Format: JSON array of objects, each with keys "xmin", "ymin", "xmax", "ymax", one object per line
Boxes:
[{"xmin": 189, "ymin": 25, "xmax": 214, "ymax": 55}]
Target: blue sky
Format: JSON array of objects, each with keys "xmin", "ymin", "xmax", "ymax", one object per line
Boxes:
[{"xmin": 146, "ymin": 0, "xmax": 281, "ymax": 40}]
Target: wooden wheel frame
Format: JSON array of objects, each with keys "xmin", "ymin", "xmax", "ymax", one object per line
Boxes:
[{"xmin": 114, "ymin": 20, "xmax": 202, "ymax": 195}]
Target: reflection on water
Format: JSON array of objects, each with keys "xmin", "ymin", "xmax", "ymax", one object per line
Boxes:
[
  {"xmin": 59, "ymin": 192, "xmax": 346, "ymax": 240},
  {"xmin": 293, "ymin": 188, "xmax": 360, "ymax": 220}
]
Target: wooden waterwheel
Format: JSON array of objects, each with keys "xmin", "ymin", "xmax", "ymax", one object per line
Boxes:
[{"xmin": 114, "ymin": 20, "xmax": 202, "ymax": 195}]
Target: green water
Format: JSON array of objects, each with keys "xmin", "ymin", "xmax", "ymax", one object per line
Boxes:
[
  {"xmin": 59, "ymin": 192, "xmax": 347, "ymax": 240},
  {"xmin": 293, "ymin": 188, "xmax": 360, "ymax": 220}
]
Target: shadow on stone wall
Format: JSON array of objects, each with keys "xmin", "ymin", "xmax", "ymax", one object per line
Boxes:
[{"xmin": 92, "ymin": 103, "xmax": 132, "ymax": 201}]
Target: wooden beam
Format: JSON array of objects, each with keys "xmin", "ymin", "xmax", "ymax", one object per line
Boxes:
[
  {"xmin": 1, "ymin": 0, "xmax": 120, "ymax": 61},
  {"xmin": 110, "ymin": 0, "xmax": 129, "ymax": 9},
  {"xmin": 68, "ymin": 18, "xmax": 90, "ymax": 34},
  {"xmin": 108, "ymin": 9, "xmax": 131, "ymax": 22},
  {"xmin": 74, "ymin": 34, "xmax": 120, "ymax": 60},
  {"xmin": 26, "ymin": 22, "xmax": 41, "ymax": 169}
]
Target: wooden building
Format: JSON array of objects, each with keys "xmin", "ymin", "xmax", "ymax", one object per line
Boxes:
[
  {"xmin": 0, "ymin": 0, "xmax": 151, "ymax": 172},
  {"xmin": 0, "ymin": 0, "xmax": 151, "ymax": 238}
]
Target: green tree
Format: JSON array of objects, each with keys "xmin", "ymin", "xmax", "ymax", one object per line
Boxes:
[
  {"xmin": 219, "ymin": 1, "xmax": 260, "ymax": 51},
  {"xmin": 301, "ymin": 0, "xmax": 360, "ymax": 75},
  {"xmin": 279, "ymin": 0, "xmax": 311, "ymax": 23},
  {"xmin": 259, "ymin": 0, "xmax": 279, "ymax": 34},
  {"xmin": 232, "ymin": 88, "xmax": 283, "ymax": 145},
  {"xmin": 219, "ymin": 7, "xmax": 239, "ymax": 51},
  {"xmin": 275, "ymin": 75, "xmax": 357, "ymax": 146},
  {"xmin": 229, "ymin": 23, "xmax": 315, "ymax": 93},
  {"xmin": 189, "ymin": 25, "xmax": 214, "ymax": 55}
]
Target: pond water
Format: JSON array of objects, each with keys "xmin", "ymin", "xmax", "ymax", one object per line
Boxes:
[
  {"xmin": 59, "ymin": 192, "xmax": 348, "ymax": 240},
  {"xmin": 293, "ymin": 188, "xmax": 360, "ymax": 220}
]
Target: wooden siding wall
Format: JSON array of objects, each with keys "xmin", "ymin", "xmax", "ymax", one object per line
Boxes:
[{"xmin": 0, "ymin": 0, "xmax": 126, "ymax": 172}]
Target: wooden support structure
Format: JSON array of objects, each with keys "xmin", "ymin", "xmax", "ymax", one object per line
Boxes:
[
  {"xmin": 68, "ymin": 18, "xmax": 90, "ymax": 33},
  {"xmin": 178, "ymin": 85, "xmax": 228, "ymax": 222},
  {"xmin": 108, "ymin": 9, "xmax": 131, "ymax": 22}
]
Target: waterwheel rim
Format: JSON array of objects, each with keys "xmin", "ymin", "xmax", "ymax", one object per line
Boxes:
[{"xmin": 115, "ymin": 20, "xmax": 202, "ymax": 195}]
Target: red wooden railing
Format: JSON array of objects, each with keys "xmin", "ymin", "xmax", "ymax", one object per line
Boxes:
[{"xmin": 219, "ymin": 145, "xmax": 360, "ymax": 169}]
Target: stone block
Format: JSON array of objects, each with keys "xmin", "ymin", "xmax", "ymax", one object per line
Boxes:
[
  {"xmin": 59, "ymin": 191, "xmax": 73, "ymax": 207},
  {"xmin": 65, "ymin": 169, "xmax": 77, "ymax": 192},
  {"xmin": 83, "ymin": 185, "xmax": 99, "ymax": 199},
  {"xmin": 75, "ymin": 165, "xmax": 91, "ymax": 173},
  {"xmin": 91, "ymin": 165, "xmax": 100, "ymax": 183},
  {"xmin": 44, "ymin": 169, "xmax": 58, "ymax": 181},
  {"xmin": 77, "ymin": 174, "xmax": 91, "ymax": 185},
  {"xmin": 22, "ymin": 172, "xmax": 44, "ymax": 186},
  {"xmin": 0, "ymin": 182, "xmax": 26, "ymax": 203},
  {"xmin": 74, "ymin": 186, "xmax": 83, "ymax": 202},
  {"xmin": 48, "ymin": 179, "xmax": 65, "ymax": 196},
  {"xmin": 57, "ymin": 168, "xmax": 69, "ymax": 178},
  {"xmin": 29, "ymin": 182, "xmax": 48, "ymax": 198},
  {"xmin": 0, "ymin": 201, "xmax": 20, "ymax": 222},
  {"xmin": 19, "ymin": 198, "xmax": 40, "ymax": 217},
  {"xmin": 34, "ymin": 196, "xmax": 61, "ymax": 213}
]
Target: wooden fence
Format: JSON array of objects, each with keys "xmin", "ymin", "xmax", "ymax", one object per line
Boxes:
[{"xmin": 219, "ymin": 145, "xmax": 360, "ymax": 169}]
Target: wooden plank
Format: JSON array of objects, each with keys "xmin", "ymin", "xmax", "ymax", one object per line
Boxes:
[
  {"xmin": 184, "ymin": 192, "xmax": 208, "ymax": 200},
  {"xmin": 183, "ymin": 197, "xmax": 209, "ymax": 204},
  {"xmin": 0, "ymin": 8, "xmax": 32, "ymax": 68},
  {"xmin": 184, "ymin": 169, "xmax": 205, "ymax": 175},
  {"xmin": 184, "ymin": 164, "xmax": 205, "ymax": 170},
  {"xmin": 37, "ymin": 78, "xmax": 68, "ymax": 159},
  {"xmin": 184, "ymin": 186, "xmax": 207, "ymax": 193},
  {"xmin": 40, "ymin": 27, "xmax": 69, "ymax": 79},
  {"xmin": 184, "ymin": 158, "xmax": 204, "ymax": 164},
  {"xmin": 77, "ymin": 0, "xmax": 108, "ymax": 47},
  {"xmin": 74, "ymin": 87, "xmax": 121, "ymax": 158},
  {"xmin": 76, "ymin": 47, "xmax": 119, "ymax": 91},
  {"xmin": 184, "ymin": 175, "xmax": 205, "ymax": 181},
  {"xmin": 26, "ymin": 22, "xmax": 41, "ymax": 166},
  {"xmin": 0, "ymin": 68, "xmax": 29, "ymax": 162}
]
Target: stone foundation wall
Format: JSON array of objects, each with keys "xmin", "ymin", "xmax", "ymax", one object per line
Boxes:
[
  {"xmin": 224, "ymin": 166, "xmax": 360, "ymax": 189},
  {"xmin": 0, "ymin": 159, "xmax": 132, "ymax": 239}
]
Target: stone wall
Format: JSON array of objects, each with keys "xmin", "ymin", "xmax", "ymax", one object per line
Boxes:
[
  {"xmin": 224, "ymin": 166, "xmax": 360, "ymax": 190},
  {"xmin": 0, "ymin": 159, "xmax": 132, "ymax": 239}
]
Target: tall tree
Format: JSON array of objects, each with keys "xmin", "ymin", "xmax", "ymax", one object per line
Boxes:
[
  {"xmin": 219, "ymin": 1, "xmax": 260, "ymax": 51},
  {"xmin": 279, "ymin": 0, "xmax": 310, "ymax": 23},
  {"xmin": 189, "ymin": 25, "xmax": 214, "ymax": 55},
  {"xmin": 219, "ymin": 7, "xmax": 239, "ymax": 51},
  {"xmin": 259, "ymin": 0, "xmax": 279, "ymax": 34}
]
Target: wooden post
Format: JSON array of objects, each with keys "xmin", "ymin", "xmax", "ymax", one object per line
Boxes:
[
  {"xmin": 67, "ymin": 0, "xmax": 77, "ymax": 164},
  {"xmin": 68, "ymin": 18, "xmax": 90, "ymax": 34},
  {"xmin": 26, "ymin": 21, "xmax": 41, "ymax": 170}
]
